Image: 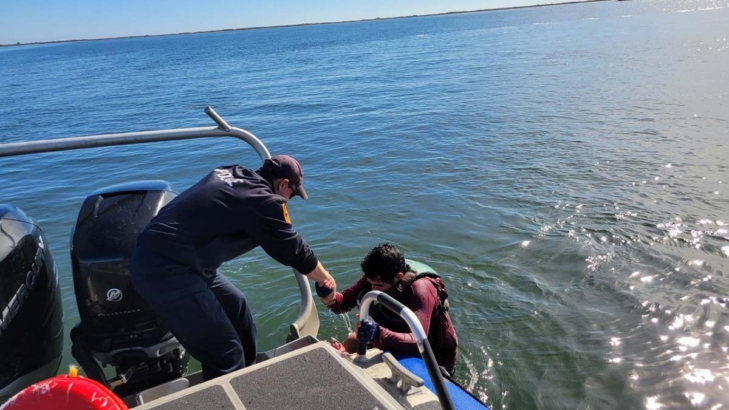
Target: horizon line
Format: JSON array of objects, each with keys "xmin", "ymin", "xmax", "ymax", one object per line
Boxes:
[{"xmin": 0, "ymin": 0, "xmax": 607, "ymax": 48}]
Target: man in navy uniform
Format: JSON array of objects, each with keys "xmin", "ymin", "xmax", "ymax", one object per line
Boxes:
[{"xmin": 129, "ymin": 155, "xmax": 337, "ymax": 380}]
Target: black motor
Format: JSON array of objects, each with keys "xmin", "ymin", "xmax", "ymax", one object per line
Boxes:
[
  {"xmin": 0, "ymin": 205, "xmax": 63, "ymax": 402},
  {"xmin": 70, "ymin": 180, "xmax": 189, "ymax": 397}
]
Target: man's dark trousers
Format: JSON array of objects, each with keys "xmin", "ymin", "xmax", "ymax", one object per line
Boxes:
[{"xmin": 129, "ymin": 250, "xmax": 257, "ymax": 380}]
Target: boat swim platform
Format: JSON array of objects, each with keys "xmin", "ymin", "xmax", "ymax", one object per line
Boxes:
[{"xmin": 132, "ymin": 338, "xmax": 443, "ymax": 410}]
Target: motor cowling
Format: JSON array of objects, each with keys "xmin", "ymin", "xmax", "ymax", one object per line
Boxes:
[
  {"xmin": 69, "ymin": 181, "xmax": 188, "ymax": 397},
  {"xmin": 0, "ymin": 205, "xmax": 63, "ymax": 402}
]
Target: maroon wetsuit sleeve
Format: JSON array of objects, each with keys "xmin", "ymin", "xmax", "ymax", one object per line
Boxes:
[
  {"xmin": 372, "ymin": 279, "xmax": 439, "ymax": 356},
  {"xmin": 328, "ymin": 276, "xmax": 368, "ymax": 314}
]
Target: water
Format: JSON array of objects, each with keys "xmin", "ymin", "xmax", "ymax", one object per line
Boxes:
[{"xmin": 1, "ymin": 0, "xmax": 728, "ymax": 408}]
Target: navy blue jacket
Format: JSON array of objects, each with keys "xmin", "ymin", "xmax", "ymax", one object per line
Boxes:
[{"xmin": 136, "ymin": 165, "xmax": 318, "ymax": 275}]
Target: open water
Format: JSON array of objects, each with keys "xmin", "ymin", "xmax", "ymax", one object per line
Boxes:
[{"xmin": 1, "ymin": 0, "xmax": 728, "ymax": 408}]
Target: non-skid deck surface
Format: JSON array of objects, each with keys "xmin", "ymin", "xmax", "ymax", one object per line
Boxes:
[
  {"xmin": 231, "ymin": 347, "xmax": 384, "ymax": 410},
  {"xmin": 150, "ymin": 385, "xmax": 234, "ymax": 410},
  {"xmin": 144, "ymin": 346, "xmax": 391, "ymax": 410}
]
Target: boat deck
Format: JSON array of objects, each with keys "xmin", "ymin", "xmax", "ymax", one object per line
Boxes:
[{"xmin": 133, "ymin": 341, "xmax": 442, "ymax": 410}]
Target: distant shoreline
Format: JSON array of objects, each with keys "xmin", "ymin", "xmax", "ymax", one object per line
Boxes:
[{"xmin": 1, "ymin": 0, "xmax": 608, "ymax": 48}]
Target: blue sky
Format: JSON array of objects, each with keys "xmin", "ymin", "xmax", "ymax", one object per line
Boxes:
[{"xmin": 1, "ymin": 0, "xmax": 573, "ymax": 44}]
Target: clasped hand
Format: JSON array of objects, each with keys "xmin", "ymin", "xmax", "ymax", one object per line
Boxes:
[
  {"xmin": 315, "ymin": 277, "xmax": 336, "ymax": 306},
  {"xmin": 328, "ymin": 319, "xmax": 380, "ymax": 354}
]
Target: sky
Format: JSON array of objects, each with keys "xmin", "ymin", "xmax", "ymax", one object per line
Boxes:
[{"xmin": 0, "ymin": 0, "xmax": 577, "ymax": 45}]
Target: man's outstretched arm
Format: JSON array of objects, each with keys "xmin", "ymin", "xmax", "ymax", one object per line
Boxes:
[{"xmin": 306, "ymin": 261, "xmax": 337, "ymax": 305}]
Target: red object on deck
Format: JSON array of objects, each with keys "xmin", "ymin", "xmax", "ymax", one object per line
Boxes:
[{"xmin": 0, "ymin": 374, "xmax": 128, "ymax": 410}]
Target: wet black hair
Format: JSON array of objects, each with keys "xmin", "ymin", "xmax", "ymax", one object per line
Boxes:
[{"xmin": 361, "ymin": 243, "xmax": 410, "ymax": 283}]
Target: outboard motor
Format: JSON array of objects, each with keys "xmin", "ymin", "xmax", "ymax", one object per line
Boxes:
[
  {"xmin": 0, "ymin": 205, "xmax": 63, "ymax": 402},
  {"xmin": 69, "ymin": 181, "xmax": 189, "ymax": 397}
]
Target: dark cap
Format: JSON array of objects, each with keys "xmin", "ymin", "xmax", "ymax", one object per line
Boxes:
[{"xmin": 262, "ymin": 155, "xmax": 308, "ymax": 200}]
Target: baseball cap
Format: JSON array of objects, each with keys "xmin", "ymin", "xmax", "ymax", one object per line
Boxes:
[{"xmin": 262, "ymin": 155, "xmax": 308, "ymax": 200}]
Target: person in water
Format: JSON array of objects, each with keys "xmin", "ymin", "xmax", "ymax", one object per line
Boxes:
[
  {"xmin": 322, "ymin": 243, "xmax": 458, "ymax": 375},
  {"xmin": 129, "ymin": 155, "xmax": 337, "ymax": 381}
]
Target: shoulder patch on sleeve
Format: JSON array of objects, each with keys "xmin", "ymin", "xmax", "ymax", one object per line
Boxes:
[{"xmin": 282, "ymin": 203, "xmax": 291, "ymax": 224}]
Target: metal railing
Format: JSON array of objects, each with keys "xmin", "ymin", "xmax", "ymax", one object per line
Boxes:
[
  {"xmin": 0, "ymin": 106, "xmax": 319, "ymax": 342},
  {"xmin": 358, "ymin": 291, "xmax": 455, "ymax": 410}
]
